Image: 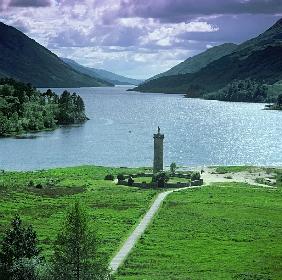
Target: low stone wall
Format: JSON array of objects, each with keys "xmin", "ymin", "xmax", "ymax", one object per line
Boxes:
[
  {"xmin": 173, "ymin": 173, "xmax": 192, "ymax": 179},
  {"xmin": 123, "ymin": 173, "xmax": 154, "ymax": 179},
  {"xmin": 117, "ymin": 179, "xmax": 203, "ymax": 189},
  {"xmin": 191, "ymin": 179, "xmax": 203, "ymax": 186},
  {"xmin": 164, "ymin": 182, "xmax": 191, "ymax": 188}
]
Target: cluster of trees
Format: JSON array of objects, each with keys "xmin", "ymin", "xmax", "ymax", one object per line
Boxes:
[
  {"xmin": 0, "ymin": 78, "xmax": 88, "ymax": 136},
  {"xmin": 266, "ymin": 93, "xmax": 282, "ymax": 110},
  {"xmin": 203, "ymin": 79, "xmax": 269, "ymax": 102},
  {"xmin": 0, "ymin": 202, "xmax": 111, "ymax": 280}
]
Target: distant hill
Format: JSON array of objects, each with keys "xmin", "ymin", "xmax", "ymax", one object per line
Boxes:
[
  {"xmin": 0, "ymin": 22, "xmax": 113, "ymax": 88},
  {"xmin": 135, "ymin": 19, "xmax": 282, "ymax": 96},
  {"xmin": 62, "ymin": 58, "xmax": 143, "ymax": 86},
  {"xmin": 149, "ymin": 43, "xmax": 237, "ymax": 80}
]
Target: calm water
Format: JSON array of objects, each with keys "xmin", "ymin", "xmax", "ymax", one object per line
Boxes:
[{"xmin": 0, "ymin": 86, "xmax": 281, "ymax": 171}]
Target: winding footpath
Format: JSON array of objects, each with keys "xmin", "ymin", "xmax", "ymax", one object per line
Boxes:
[
  {"xmin": 109, "ymin": 186, "xmax": 201, "ymax": 273},
  {"xmin": 109, "ymin": 169, "xmax": 277, "ymax": 273}
]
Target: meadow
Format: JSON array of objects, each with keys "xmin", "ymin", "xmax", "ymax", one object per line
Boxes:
[
  {"xmin": 116, "ymin": 182, "xmax": 282, "ymax": 280},
  {"xmin": 0, "ymin": 166, "xmax": 158, "ymax": 260}
]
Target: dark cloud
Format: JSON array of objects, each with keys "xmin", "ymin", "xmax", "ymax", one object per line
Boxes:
[
  {"xmin": 9, "ymin": 0, "xmax": 51, "ymax": 7},
  {"xmin": 119, "ymin": 0, "xmax": 282, "ymax": 22}
]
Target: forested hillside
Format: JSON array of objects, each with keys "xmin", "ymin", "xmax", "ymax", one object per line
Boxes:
[
  {"xmin": 149, "ymin": 43, "xmax": 237, "ymax": 80},
  {"xmin": 134, "ymin": 19, "xmax": 282, "ymax": 103}
]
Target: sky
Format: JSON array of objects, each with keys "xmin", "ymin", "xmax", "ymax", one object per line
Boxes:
[{"xmin": 0, "ymin": 0, "xmax": 282, "ymax": 79}]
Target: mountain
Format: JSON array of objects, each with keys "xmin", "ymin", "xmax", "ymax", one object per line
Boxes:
[
  {"xmin": 134, "ymin": 19, "xmax": 282, "ymax": 95},
  {"xmin": 62, "ymin": 58, "xmax": 143, "ymax": 86},
  {"xmin": 149, "ymin": 43, "xmax": 237, "ymax": 80},
  {"xmin": 0, "ymin": 22, "xmax": 113, "ymax": 87}
]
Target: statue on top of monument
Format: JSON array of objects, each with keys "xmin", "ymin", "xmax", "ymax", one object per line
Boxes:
[{"xmin": 158, "ymin": 126, "xmax": 160, "ymax": 134}]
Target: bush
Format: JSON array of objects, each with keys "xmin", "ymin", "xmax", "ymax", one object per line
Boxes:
[
  {"xmin": 191, "ymin": 172, "xmax": 201, "ymax": 181},
  {"xmin": 104, "ymin": 174, "xmax": 114, "ymax": 181},
  {"xmin": 153, "ymin": 172, "xmax": 170, "ymax": 188},
  {"xmin": 117, "ymin": 174, "xmax": 125, "ymax": 181},
  {"xmin": 28, "ymin": 180, "xmax": 34, "ymax": 188},
  {"xmin": 170, "ymin": 162, "xmax": 177, "ymax": 174},
  {"xmin": 128, "ymin": 176, "xmax": 134, "ymax": 186},
  {"xmin": 35, "ymin": 183, "xmax": 43, "ymax": 189}
]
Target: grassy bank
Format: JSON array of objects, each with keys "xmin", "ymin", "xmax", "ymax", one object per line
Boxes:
[
  {"xmin": 116, "ymin": 183, "xmax": 282, "ymax": 280},
  {"xmin": 0, "ymin": 166, "xmax": 158, "ymax": 260}
]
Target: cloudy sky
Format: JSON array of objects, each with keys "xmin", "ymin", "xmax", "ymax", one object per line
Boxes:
[{"xmin": 1, "ymin": 0, "xmax": 282, "ymax": 79}]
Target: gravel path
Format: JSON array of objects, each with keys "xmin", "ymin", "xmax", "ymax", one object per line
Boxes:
[
  {"xmin": 109, "ymin": 186, "xmax": 201, "ymax": 273},
  {"xmin": 109, "ymin": 168, "xmax": 278, "ymax": 273}
]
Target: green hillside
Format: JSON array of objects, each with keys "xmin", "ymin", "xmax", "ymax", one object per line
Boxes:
[
  {"xmin": 135, "ymin": 19, "xmax": 282, "ymax": 101},
  {"xmin": 149, "ymin": 43, "xmax": 237, "ymax": 80},
  {"xmin": 0, "ymin": 22, "xmax": 113, "ymax": 88}
]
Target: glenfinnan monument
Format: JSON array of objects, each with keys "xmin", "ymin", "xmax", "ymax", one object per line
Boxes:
[{"xmin": 153, "ymin": 127, "xmax": 164, "ymax": 173}]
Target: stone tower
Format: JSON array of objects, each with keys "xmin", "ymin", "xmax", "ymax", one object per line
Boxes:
[{"xmin": 153, "ymin": 127, "xmax": 164, "ymax": 173}]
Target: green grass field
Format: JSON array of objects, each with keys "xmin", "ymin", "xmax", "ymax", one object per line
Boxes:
[
  {"xmin": 0, "ymin": 166, "xmax": 158, "ymax": 260},
  {"xmin": 116, "ymin": 183, "xmax": 282, "ymax": 280}
]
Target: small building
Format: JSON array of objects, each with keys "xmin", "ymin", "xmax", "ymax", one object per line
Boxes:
[{"xmin": 153, "ymin": 127, "xmax": 164, "ymax": 173}]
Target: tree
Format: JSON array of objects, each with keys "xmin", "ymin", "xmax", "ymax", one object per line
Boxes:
[
  {"xmin": 277, "ymin": 94, "xmax": 282, "ymax": 105},
  {"xmin": 153, "ymin": 172, "xmax": 170, "ymax": 188},
  {"xmin": 0, "ymin": 112, "xmax": 8, "ymax": 135},
  {"xmin": 52, "ymin": 201, "xmax": 110, "ymax": 280},
  {"xmin": 0, "ymin": 215, "xmax": 40, "ymax": 280},
  {"xmin": 170, "ymin": 162, "xmax": 177, "ymax": 174},
  {"xmin": 117, "ymin": 174, "xmax": 125, "ymax": 183},
  {"xmin": 191, "ymin": 172, "xmax": 201, "ymax": 181},
  {"xmin": 9, "ymin": 257, "xmax": 46, "ymax": 280}
]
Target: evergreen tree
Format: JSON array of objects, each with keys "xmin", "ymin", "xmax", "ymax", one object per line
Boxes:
[
  {"xmin": 52, "ymin": 201, "xmax": 110, "ymax": 280},
  {"xmin": 277, "ymin": 94, "xmax": 282, "ymax": 105},
  {"xmin": 0, "ymin": 215, "xmax": 40, "ymax": 280},
  {"xmin": 170, "ymin": 162, "xmax": 177, "ymax": 174}
]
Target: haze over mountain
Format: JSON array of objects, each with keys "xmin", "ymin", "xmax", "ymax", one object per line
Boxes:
[
  {"xmin": 149, "ymin": 43, "xmax": 238, "ymax": 80},
  {"xmin": 0, "ymin": 22, "xmax": 112, "ymax": 88},
  {"xmin": 62, "ymin": 58, "xmax": 143, "ymax": 86},
  {"xmin": 135, "ymin": 19, "xmax": 282, "ymax": 95}
]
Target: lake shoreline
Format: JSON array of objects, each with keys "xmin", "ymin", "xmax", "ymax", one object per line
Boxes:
[{"xmin": 1, "ymin": 86, "xmax": 281, "ymax": 170}]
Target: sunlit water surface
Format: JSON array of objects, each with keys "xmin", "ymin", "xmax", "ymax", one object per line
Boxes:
[{"xmin": 0, "ymin": 86, "xmax": 281, "ymax": 170}]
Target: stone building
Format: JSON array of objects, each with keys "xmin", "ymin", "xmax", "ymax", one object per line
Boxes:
[{"xmin": 153, "ymin": 127, "xmax": 164, "ymax": 173}]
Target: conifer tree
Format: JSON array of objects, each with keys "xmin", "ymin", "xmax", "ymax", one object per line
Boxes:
[
  {"xmin": 0, "ymin": 215, "xmax": 40, "ymax": 280},
  {"xmin": 52, "ymin": 201, "xmax": 110, "ymax": 280}
]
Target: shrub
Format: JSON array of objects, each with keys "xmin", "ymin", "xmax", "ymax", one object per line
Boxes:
[
  {"xmin": 117, "ymin": 174, "xmax": 125, "ymax": 181},
  {"xmin": 104, "ymin": 174, "xmax": 114, "ymax": 181},
  {"xmin": 153, "ymin": 172, "xmax": 170, "ymax": 188},
  {"xmin": 191, "ymin": 172, "xmax": 201, "ymax": 181},
  {"xmin": 128, "ymin": 177, "xmax": 134, "ymax": 186},
  {"xmin": 28, "ymin": 180, "xmax": 34, "ymax": 188},
  {"xmin": 35, "ymin": 183, "xmax": 43, "ymax": 189},
  {"xmin": 170, "ymin": 162, "xmax": 177, "ymax": 174}
]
